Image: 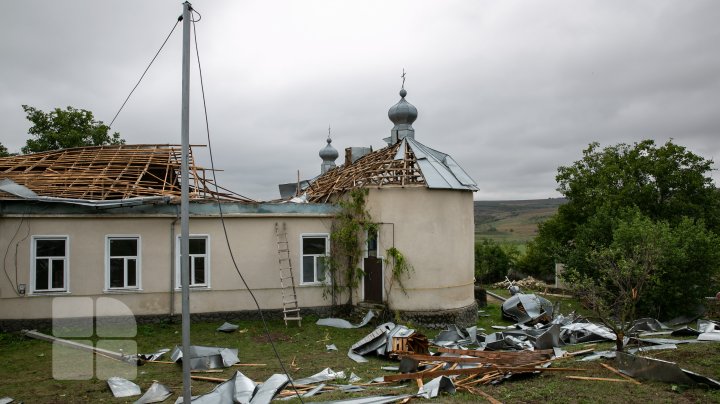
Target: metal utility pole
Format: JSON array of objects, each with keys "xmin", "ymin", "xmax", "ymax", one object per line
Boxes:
[{"xmin": 180, "ymin": 2, "xmax": 192, "ymax": 402}]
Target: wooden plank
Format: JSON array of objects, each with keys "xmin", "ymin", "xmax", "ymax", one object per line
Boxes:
[
  {"xmin": 565, "ymin": 376, "xmax": 633, "ymax": 383},
  {"xmin": 600, "ymin": 363, "xmax": 641, "ymax": 385}
]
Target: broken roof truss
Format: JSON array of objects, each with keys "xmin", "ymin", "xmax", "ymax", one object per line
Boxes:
[
  {"xmin": 305, "ymin": 138, "xmax": 477, "ymax": 203},
  {"xmin": 0, "ymin": 144, "xmax": 253, "ymax": 202}
]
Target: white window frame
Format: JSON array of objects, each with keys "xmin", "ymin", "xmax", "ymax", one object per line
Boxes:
[
  {"xmin": 175, "ymin": 234, "xmax": 211, "ymax": 289},
  {"xmin": 299, "ymin": 233, "xmax": 330, "ymax": 285},
  {"xmin": 105, "ymin": 235, "xmax": 142, "ymax": 291},
  {"xmin": 30, "ymin": 235, "xmax": 70, "ymax": 294}
]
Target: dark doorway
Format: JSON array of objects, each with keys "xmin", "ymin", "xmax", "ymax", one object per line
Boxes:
[{"xmin": 363, "ymin": 228, "xmax": 383, "ymax": 303}]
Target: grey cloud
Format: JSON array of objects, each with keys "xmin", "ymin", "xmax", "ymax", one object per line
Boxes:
[{"xmin": 2, "ymin": 0, "xmax": 719, "ymax": 201}]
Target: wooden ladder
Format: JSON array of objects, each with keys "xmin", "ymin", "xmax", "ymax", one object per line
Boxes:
[{"xmin": 275, "ymin": 222, "xmax": 302, "ymax": 326}]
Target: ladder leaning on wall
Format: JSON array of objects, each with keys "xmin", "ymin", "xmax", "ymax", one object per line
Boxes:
[{"xmin": 275, "ymin": 222, "xmax": 302, "ymax": 326}]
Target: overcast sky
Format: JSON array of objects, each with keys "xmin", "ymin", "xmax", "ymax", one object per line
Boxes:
[{"xmin": 2, "ymin": 0, "xmax": 719, "ymax": 201}]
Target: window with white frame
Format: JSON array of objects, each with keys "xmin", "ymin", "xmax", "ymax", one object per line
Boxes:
[
  {"xmin": 106, "ymin": 236, "xmax": 140, "ymax": 290},
  {"xmin": 32, "ymin": 236, "xmax": 69, "ymax": 293},
  {"xmin": 301, "ymin": 234, "xmax": 329, "ymax": 284},
  {"xmin": 175, "ymin": 235, "xmax": 210, "ymax": 288}
]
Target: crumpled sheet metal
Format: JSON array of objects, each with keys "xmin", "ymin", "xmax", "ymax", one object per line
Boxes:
[
  {"xmin": 502, "ymin": 293, "xmax": 553, "ymax": 325},
  {"xmin": 217, "ymin": 322, "xmax": 240, "ymax": 333},
  {"xmin": 496, "ymin": 323, "xmax": 561, "ymax": 350},
  {"xmin": 560, "ymin": 322, "xmax": 616, "ymax": 342},
  {"xmin": 417, "ymin": 376, "xmax": 455, "ymax": 399},
  {"xmin": 107, "ymin": 377, "xmax": 141, "ymax": 398},
  {"xmin": 670, "ymin": 327, "xmax": 701, "ymax": 337},
  {"xmin": 170, "ymin": 345, "xmax": 239, "ymax": 370},
  {"xmin": 175, "ymin": 371, "xmax": 286, "ymax": 404},
  {"xmin": 0, "ymin": 398, "xmax": 12, "ymax": 404},
  {"xmin": 250, "ymin": 373, "xmax": 290, "ymax": 404},
  {"xmin": 293, "ymin": 368, "xmax": 346, "ymax": 385},
  {"xmin": 316, "ymin": 310, "xmax": 375, "ymax": 329},
  {"xmin": 348, "ymin": 322, "xmax": 395, "ymax": 362},
  {"xmin": 616, "ymin": 352, "xmax": 720, "ymax": 388},
  {"xmin": 432, "ymin": 325, "xmax": 479, "ymax": 347},
  {"xmin": 628, "ymin": 318, "xmax": 671, "ymax": 334},
  {"xmin": 580, "ymin": 350, "xmax": 616, "ymax": 361},
  {"xmin": 348, "ymin": 322, "xmax": 428, "ymax": 362},
  {"xmin": 134, "ymin": 382, "xmax": 172, "ymax": 404},
  {"xmin": 697, "ymin": 319, "xmax": 720, "ymax": 341}
]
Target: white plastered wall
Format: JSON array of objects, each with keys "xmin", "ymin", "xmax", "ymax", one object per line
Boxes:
[
  {"xmin": 364, "ymin": 187, "xmax": 475, "ymax": 311},
  {"xmin": 0, "ymin": 214, "xmax": 335, "ymax": 320}
]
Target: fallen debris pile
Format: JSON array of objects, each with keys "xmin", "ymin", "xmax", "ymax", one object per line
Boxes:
[
  {"xmin": 348, "ymin": 322, "xmax": 429, "ymax": 363},
  {"xmin": 493, "ymin": 276, "xmax": 551, "ymax": 290}
]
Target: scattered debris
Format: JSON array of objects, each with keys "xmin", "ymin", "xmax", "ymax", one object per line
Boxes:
[
  {"xmin": 179, "ymin": 371, "xmax": 288, "ymax": 403},
  {"xmin": 493, "ymin": 276, "xmax": 552, "ymax": 291},
  {"xmin": 697, "ymin": 319, "xmax": 720, "ymax": 341},
  {"xmin": 0, "ymin": 398, "xmax": 14, "ymax": 404},
  {"xmin": 348, "ymin": 322, "xmax": 429, "ymax": 363},
  {"xmin": 169, "ymin": 345, "xmax": 239, "ymax": 371},
  {"xmin": 316, "ymin": 310, "xmax": 375, "ymax": 329},
  {"xmin": 293, "ymin": 368, "xmax": 346, "ymax": 385},
  {"xmin": 139, "ymin": 348, "xmax": 171, "ymax": 362},
  {"xmin": 134, "ymin": 382, "xmax": 173, "ymax": 404},
  {"xmin": 615, "ymin": 352, "xmax": 720, "ymax": 388},
  {"xmin": 417, "ymin": 376, "xmax": 455, "ymax": 399},
  {"xmin": 325, "ymin": 344, "xmax": 338, "ymax": 351},
  {"xmin": 500, "ymin": 281, "xmax": 554, "ymax": 325},
  {"xmin": 107, "ymin": 377, "xmax": 141, "ymax": 398},
  {"xmin": 216, "ymin": 322, "xmax": 240, "ymax": 333},
  {"xmin": 565, "ymin": 376, "xmax": 633, "ymax": 383}
]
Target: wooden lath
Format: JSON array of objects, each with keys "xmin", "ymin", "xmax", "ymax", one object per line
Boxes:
[
  {"xmin": 305, "ymin": 141, "xmax": 426, "ymax": 203},
  {"xmin": 0, "ymin": 144, "xmax": 253, "ymax": 202}
]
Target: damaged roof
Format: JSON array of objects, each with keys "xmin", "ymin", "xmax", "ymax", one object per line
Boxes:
[
  {"xmin": 305, "ymin": 137, "xmax": 478, "ymax": 203},
  {"xmin": 0, "ymin": 144, "xmax": 253, "ymax": 203}
]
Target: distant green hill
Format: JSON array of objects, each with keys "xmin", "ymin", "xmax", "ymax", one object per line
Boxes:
[{"xmin": 474, "ymin": 198, "xmax": 566, "ymax": 243}]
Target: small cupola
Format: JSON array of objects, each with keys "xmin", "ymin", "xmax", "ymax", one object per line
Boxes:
[
  {"xmin": 388, "ymin": 87, "xmax": 418, "ymax": 144},
  {"xmin": 319, "ymin": 133, "xmax": 338, "ymax": 174}
]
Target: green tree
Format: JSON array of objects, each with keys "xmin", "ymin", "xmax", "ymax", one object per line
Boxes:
[
  {"xmin": 21, "ymin": 105, "xmax": 124, "ymax": 154},
  {"xmin": 474, "ymin": 239, "xmax": 518, "ymax": 284},
  {"xmin": 569, "ymin": 212, "xmax": 669, "ymax": 351},
  {"xmin": 536, "ymin": 140, "xmax": 720, "ymax": 318},
  {"xmin": 0, "ymin": 142, "xmax": 9, "ymax": 157}
]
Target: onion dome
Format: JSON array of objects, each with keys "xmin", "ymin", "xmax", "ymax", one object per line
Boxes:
[
  {"xmin": 319, "ymin": 135, "xmax": 338, "ymax": 174},
  {"xmin": 388, "ymin": 88, "xmax": 417, "ymax": 143}
]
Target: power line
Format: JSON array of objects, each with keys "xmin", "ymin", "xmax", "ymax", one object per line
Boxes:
[{"xmin": 109, "ymin": 16, "xmax": 182, "ymax": 128}]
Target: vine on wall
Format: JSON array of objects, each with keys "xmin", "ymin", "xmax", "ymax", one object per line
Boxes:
[
  {"xmin": 384, "ymin": 247, "xmax": 414, "ymax": 297},
  {"xmin": 323, "ymin": 188, "xmax": 412, "ymax": 308}
]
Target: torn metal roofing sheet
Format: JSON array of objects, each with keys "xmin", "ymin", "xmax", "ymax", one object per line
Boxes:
[
  {"xmin": 405, "ymin": 138, "xmax": 478, "ymax": 190},
  {"xmin": 107, "ymin": 377, "xmax": 141, "ymax": 398},
  {"xmin": 169, "ymin": 345, "xmax": 239, "ymax": 371},
  {"xmin": 134, "ymin": 382, "xmax": 172, "ymax": 404},
  {"xmin": 316, "ymin": 310, "xmax": 375, "ymax": 329},
  {"xmin": 616, "ymin": 352, "xmax": 720, "ymax": 388}
]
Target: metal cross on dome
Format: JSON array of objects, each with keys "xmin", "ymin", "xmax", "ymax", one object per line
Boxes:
[{"xmin": 401, "ymin": 68, "xmax": 406, "ymax": 89}]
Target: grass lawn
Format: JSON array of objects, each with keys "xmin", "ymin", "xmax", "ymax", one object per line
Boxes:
[{"xmin": 1, "ymin": 301, "xmax": 720, "ymax": 403}]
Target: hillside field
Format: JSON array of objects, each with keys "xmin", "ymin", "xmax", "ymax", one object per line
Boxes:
[{"xmin": 474, "ymin": 198, "xmax": 566, "ymax": 245}]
